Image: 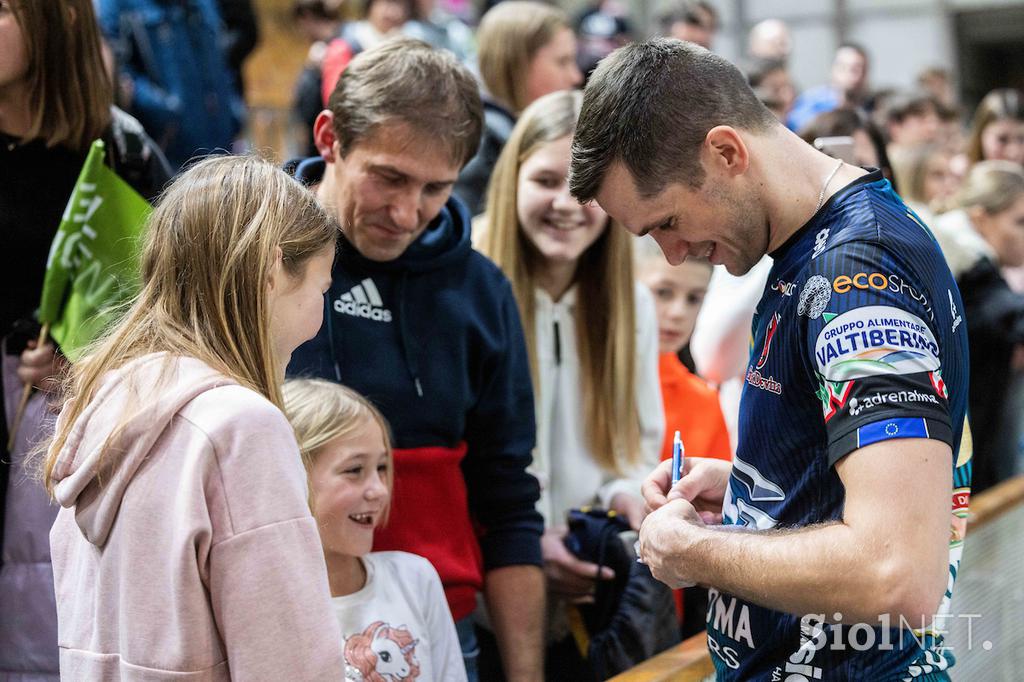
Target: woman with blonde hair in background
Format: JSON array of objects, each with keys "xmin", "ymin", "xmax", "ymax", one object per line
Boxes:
[
  {"xmin": 477, "ymin": 89, "xmax": 663, "ymax": 672},
  {"xmin": 455, "ymin": 1, "xmax": 582, "ymax": 214},
  {"xmin": 933, "ymin": 161, "xmax": 1024, "ymax": 493},
  {"xmin": 42, "ymin": 156, "xmax": 346, "ymax": 680}
]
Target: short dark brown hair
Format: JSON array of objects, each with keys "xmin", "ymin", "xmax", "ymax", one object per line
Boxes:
[
  {"xmin": 885, "ymin": 91, "xmax": 940, "ymax": 125},
  {"xmin": 327, "ymin": 37, "xmax": 483, "ymax": 167},
  {"xmin": 569, "ymin": 38, "xmax": 777, "ymax": 202}
]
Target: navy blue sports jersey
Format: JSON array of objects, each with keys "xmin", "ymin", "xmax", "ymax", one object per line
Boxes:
[{"xmin": 708, "ymin": 171, "xmax": 972, "ymax": 681}]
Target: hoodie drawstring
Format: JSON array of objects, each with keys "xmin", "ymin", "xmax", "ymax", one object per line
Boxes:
[{"xmin": 396, "ymin": 271, "xmax": 424, "ymax": 398}]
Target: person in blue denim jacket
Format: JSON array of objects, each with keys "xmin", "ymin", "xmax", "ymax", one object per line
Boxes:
[{"xmin": 97, "ymin": 0, "xmax": 245, "ymax": 170}]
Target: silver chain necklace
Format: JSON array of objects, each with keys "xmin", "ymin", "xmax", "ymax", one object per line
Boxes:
[{"xmin": 814, "ymin": 158, "xmax": 845, "ymax": 213}]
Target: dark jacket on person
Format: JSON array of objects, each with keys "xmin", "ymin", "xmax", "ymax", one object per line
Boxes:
[
  {"xmin": 286, "ymin": 157, "xmax": 543, "ymax": 621},
  {"xmin": 958, "ymin": 256, "xmax": 1024, "ymax": 491},
  {"xmin": 0, "ymin": 107, "xmax": 171, "ymax": 681},
  {"xmin": 453, "ymin": 96, "xmax": 516, "ymax": 217},
  {"xmin": 97, "ymin": 0, "xmax": 244, "ymax": 170},
  {"xmin": 215, "ymin": 0, "xmax": 259, "ymax": 93}
]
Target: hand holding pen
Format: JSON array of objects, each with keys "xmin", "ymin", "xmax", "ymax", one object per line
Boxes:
[{"xmin": 671, "ymin": 430, "xmax": 685, "ymax": 486}]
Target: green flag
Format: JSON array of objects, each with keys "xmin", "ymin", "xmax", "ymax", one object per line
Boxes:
[{"xmin": 38, "ymin": 139, "xmax": 151, "ymax": 361}]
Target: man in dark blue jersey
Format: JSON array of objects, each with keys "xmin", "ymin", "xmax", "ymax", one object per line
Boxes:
[{"xmin": 569, "ymin": 39, "xmax": 971, "ymax": 681}]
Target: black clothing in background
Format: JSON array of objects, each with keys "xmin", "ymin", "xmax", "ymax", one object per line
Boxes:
[
  {"xmin": 453, "ymin": 97, "xmax": 516, "ymax": 217},
  {"xmin": 958, "ymin": 256, "xmax": 1024, "ymax": 492},
  {"xmin": 216, "ymin": 0, "xmax": 260, "ymax": 94},
  {"xmin": 0, "ymin": 107, "xmax": 171, "ymax": 551}
]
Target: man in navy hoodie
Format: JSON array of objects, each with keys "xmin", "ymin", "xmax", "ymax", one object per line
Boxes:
[{"xmin": 287, "ymin": 38, "xmax": 544, "ymax": 681}]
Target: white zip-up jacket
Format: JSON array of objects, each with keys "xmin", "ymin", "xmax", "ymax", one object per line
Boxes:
[{"xmin": 530, "ymin": 283, "xmax": 664, "ymax": 527}]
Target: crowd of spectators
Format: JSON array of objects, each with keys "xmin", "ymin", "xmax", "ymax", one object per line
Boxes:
[{"xmin": 1, "ymin": 0, "xmax": 1022, "ymax": 679}]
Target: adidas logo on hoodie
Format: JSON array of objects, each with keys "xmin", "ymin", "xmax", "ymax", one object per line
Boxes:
[{"xmin": 333, "ymin": 278, "xmax": 392, "ymax": 323}]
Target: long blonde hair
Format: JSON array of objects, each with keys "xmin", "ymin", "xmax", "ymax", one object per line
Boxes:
[
  {"xmin": 476, "ymin": 1, "xmax": 570, "ymax": 114},
  {"xmin": 283, "ymin": 378, "xmax": 394, "ymax": 522},
  {"xmin": 954, "ymin": 160, "xmax": 1024, "ymax": 215},
  {"xmin": 43, "ymin": 155, "xmax": 338, "ymax": 493},
  {"xmin": 478, "ymin": 90, "xmax": 641, "ymax": 474}
]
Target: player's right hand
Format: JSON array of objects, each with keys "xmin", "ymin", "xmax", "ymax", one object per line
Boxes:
[{"xmin": 642, "ymin": 457, "xmax": 731, "ymax": 522}]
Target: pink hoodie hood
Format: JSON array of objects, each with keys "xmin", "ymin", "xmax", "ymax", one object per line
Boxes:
[{"xmin": 50, "ymin": 354, "xmax": 234, "ymax": 547}]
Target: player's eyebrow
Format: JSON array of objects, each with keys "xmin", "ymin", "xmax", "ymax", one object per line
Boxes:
[{"xmin": 638, "ymin": 216, "xmax": 671, "ymax": 237}]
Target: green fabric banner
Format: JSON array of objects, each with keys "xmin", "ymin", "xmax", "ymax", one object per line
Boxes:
[{"xmin": 38, "ymin": 139, "xmax": 151, "ymax": 361}]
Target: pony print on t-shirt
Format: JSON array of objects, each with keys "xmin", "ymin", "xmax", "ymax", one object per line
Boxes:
[{"xmin": 344, "ymin": 621, "xmax": 421, "ymax": 681}]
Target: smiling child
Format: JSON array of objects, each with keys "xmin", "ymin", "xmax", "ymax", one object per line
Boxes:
[{"xmin": 284, "ymin": 379, "xmax": 467, "ymax": 682}]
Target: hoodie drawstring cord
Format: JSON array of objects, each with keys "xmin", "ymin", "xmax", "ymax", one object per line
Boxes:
[{"xmin": 396, "ymin": 271, "xmax": 424, "ymax": 398}]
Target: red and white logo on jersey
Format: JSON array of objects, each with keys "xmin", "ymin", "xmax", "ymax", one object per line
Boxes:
[
  {"xmin": 755, "ymin": 312, "xmax": 781, "ymax": 370},
  {"xmin": 929, "ymin": 370, "xmax": 948, "ymax": 399}
]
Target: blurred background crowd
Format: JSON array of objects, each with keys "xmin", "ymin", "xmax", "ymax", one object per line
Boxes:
[
  {"xmin": 65, "ymin": 0, "xmax": 1024, "ymax": 494},
  {"xmin": 2, "ymin": 0, "xmax": 1024, "ymax": 678}
]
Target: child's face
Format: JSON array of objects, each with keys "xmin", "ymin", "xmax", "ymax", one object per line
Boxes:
[
  {"xmin": 639, "ymin": 258, "xmax": 712, "ymax": 355},
  {"xmin": 309, "ymin": 417, "xmax": 391, "ymax": 558}
]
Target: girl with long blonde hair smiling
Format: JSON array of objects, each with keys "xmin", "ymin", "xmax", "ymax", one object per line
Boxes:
[
  {"xmin": 42, "ymin": 155, "xmax": 347, "ymax": 680},
  {"xmin": 477, "ymin": 89, "xmax": 663, "ymax": 610},
  {"xmin": 283, "ymin": 378, "xmax": 466, "ymax": 681}
]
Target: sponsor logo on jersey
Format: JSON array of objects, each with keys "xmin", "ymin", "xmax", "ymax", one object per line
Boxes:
[
  {"xmin": 951, "ymin": 487, "xmax": 970, "ymax": 514},
  {"xmin": 948, "ymin": 290, "xmax": 962, "ymax": 333},
  {"xmin": 816, "ymin": 378, "xmax": 854, "ymax": 422},
  {"xmin": 929, "ymin": 370, "xmax": 948, "ymax": 399},
  {"xmin": 811, "ymin": 228, "xmax": 830, "ymax": 259},
  {"xmin": 756, "ymin": 311, "xmax": 781, "ymax": 370},
  {"xmin": 746, "ymin": 367, "xmax": 783, "ymax": 395},
  {"xmin": 723, "ymin": 457, "xmax": 785, "ymax": 530},
  {"xmin": 814, "ymin": 305, "xmax": 940, "ymax": 381},
  {"xmin": 773, "ymin": 279, "xmax": 797, "ymax": 296},
  {"xmin": 847, "ymin": 388, "xmax": 940, "ymax": 416},
  {"xmin": 334, "ymin": 278, "xmax": 393, "ymax": 323},
  {"xmin": 798, "ymin": 275, "xmax": 832, "ymax": 319},
  {"xmin": 951, "ymin": 486, "xmax": 970, "ymax": 548},
  {"xmin": 831, "ymin": 273, "xmax": 934, "ymax": 320}
]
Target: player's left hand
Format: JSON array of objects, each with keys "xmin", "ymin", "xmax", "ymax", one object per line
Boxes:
[{"xmin": 637, "ymin": 498, "xmax": 705, "ymax": 589}]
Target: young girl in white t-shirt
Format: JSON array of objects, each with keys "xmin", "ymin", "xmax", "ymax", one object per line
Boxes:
[{"xmin": 284, "ymin": 379, "xmax": 467, "ymax": 682}]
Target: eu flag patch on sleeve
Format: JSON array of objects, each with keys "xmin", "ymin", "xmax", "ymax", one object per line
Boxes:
[{"xmin": 856, "ymin": 417, "xmax": 930, "ymax": 449}]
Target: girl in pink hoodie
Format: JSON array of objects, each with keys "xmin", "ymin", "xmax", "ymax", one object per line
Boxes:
[{"xmin": 42, "ymin": 156, "xmax": 347, "ymax": 680}]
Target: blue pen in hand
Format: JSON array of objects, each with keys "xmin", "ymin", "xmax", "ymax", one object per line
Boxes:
[
  {"xmin": 636, "ymin": 431, "xmax": 687, "ymax": 564},
  {"xmin": 671, "ymin": 430, "xmax": 685, "ymax": 485}
]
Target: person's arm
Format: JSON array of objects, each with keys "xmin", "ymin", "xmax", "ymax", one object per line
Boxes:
[
  {"xmin": 207, "ymin": 395, "xmax": 346, "ymax": 679},
  {"xmin": 639, "ymin": 437, "xmax": 951, "ymax": 623},
  {"xmin": 483, "ymin": 564, "xmax": 545, "ymax": 682},
  {"xmin": 462, "ymin": 274, "xmax": 545, "ymax": 679}
]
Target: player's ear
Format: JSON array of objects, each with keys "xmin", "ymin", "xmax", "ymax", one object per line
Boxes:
[{"xmin": 703, "ymin": 126, "xmax": 749, "ymax": 178}]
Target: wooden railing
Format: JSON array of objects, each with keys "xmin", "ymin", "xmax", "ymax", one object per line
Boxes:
[
  {"xmin": 609, "ymin": 474, "xmax": 1024, "ymax": 682},
  {"xmin": 607, "ymin": 630, "xmax": 714, "ymax": 682}
]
